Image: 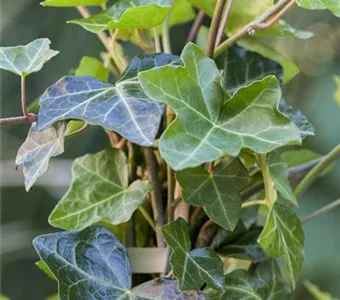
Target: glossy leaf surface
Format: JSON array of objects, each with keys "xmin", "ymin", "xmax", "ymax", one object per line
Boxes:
[
  {"xmin": 161, "ymin": 218, "xmax": 224, "ymax": 291},
  {"xmin": 16, "ymin": 123, "xmax": 65, "ymax": 191},
  {"xmin": 177, "ymin": 158, "xmax": 250, "ymax": 231},
  {"xmin": 49, "ymin": 149, "xmax": 152, "ymax": 230},
  {"xmin": 69, "ymin": 0, "xmax": 172, "ymax": 33},
  {"xmin": 258, "ymin": 204, "xmax": 304, "ymax": 288},
  {"xmin": 0, "ymin": 38, "xmax": 58, "ymax": 77},
  {"xmin": 139, "ymin": 43, "xmax": 301, "ymax": 170},
  {"xmin": 36, "ymin": 53, "xmax": 178, "ymax": 146}
]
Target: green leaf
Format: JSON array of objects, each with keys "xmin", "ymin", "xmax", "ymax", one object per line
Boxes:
[
  {"xmin": 206, "ymin": 260, "xmax": 291, "ymax": 299},
  {"xmin": 33, "ymin": 226, "xmax": 133, "ymax": 300},
  {"xmin": 64, "ymin": 120, "xmax": 87, "ymax": 136},
  {"xmin": 36, "ymin": 53, "xmax": 178, "ymax": 146},
  {"xmin": 139, "ymin": 43, "xmax": 301, "ymax": 170},
  {"xmin": 258, "ymin": 204, "xmax": 304, "ymax": 288},
  {"xmin": 278, "ymin": 20, "xmax": 314, "ymax": 39},
  {"xmin": 75, "ymin": 56, "xmax": 109, "ymax": 82},
  {"xmin": 45, "ymin": 295, "xmax": 58, "ymax": 300},
  {"xmin": 304, "ymin": 280, "xmax": 340, "ymax": 300},
  {"xmin": 0, "ymin": 296, "xmax": 10, "ymax": 300},
  {"xmin": 15, "ymin": 123, "xmax": 65, "ymax": 191},
  {"xmin": 69, "ymin": 0, "xmax": 172, "ymax": 33},
  {"xmin": 169, "ymin": 0, "xmax": 195, "ymax": 27},
  {"xmin": 196, "ymin": 26, "xmax": 210, "ymax": 52},
  {"xmin": 161, "ymin": 218, "xmax": 224, "ymax": 291},
  {"xmin": 217, "ymin": 227, "xmax": 267, "ymax": 263},
  {"xmin": 177, "ymin": 158, "xmax": 250, "ymax": 231},
  {"xmin": 333, "ymin": 75, "xmax": 340, "ymax": 108},
  {"xmin": 41, "ymin": 0, "xmax": 107, "ymax": 6},
  {"xmin": 279, "ymin": 99, "xmax": 314, "ymax": 139},
  {"xmin": 36, "ymin": 260, "xmax": 57, "ymax": 281},
  {"xmin": 296, "ymin": 0, "xmax": 340, "ymax": 17},
  {"xmin": 238, "ymin": 38, "xmax": 299, "ymax": 83},
  {"xmin": 0, "ymin": 38, "xmax": 58, "ymax": 77},
  {"xmin": 269, "ymin": 152, "xmax": 297, "ymax": 206},
  {"xmin": 132, "ymin": 278, "xmax": 208, "ymax": 299},
  {"xmin": 49, "ymin": 148, "xmax": 152, "ymax": 230}
]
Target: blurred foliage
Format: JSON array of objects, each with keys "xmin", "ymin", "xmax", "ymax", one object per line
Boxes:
[{"xmin": 0, "ymin": 0, "xmax": 339, "ymax": 299}]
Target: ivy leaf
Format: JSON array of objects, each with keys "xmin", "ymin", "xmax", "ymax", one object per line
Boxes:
[
  {"xmin": 36, "ymin": 260, "xmax": 57, "ymax": 281},
  {"xmin": 41, "ymin": 0, "xmax": 107, "ymax": 6},
  {"xmin": 161, "ymin": 218, "xmax": 224, "ymax": 291},
  {"xmin": 258, "ymin": 203, "xmax": 305, "ymax": 288},
  {"xmin": 0, "ymin": 38, "xmax": 58, "ymax": 77},
  {"xmin": 217, "ymin": 227, "xmax": 267, "ymax": 263},
  {"xmin": 269, "ymin": 152, "xmax": 297, "ymax": 206},
  {"xmin": 296, "ymin": 0, "xmax": 340, "ymax": 17},
  {"xmin": 16, "ymin": 123, "xmax": 65, "ymax": 191},
  {"xmin": 132, "ymin": 278, "xmax": 207, "ymax": 299},
  {"xmin": 176, "ymin": 158, "xmax": 250, "ymax": 231},
  {"xmin": 64, "ymin": 120, "xmax": 87, "ymax": 136},
  {"xmin": 139, "ymin": 43, "xmax": 301, "ymax": 170},
  {"xmin": 333, "ymin": 75, "xmax": 340, "ymax": 108},
  {"xmin": 223, "ymin": 44, "xmax": 283, "ymax": 95},
  {"xmin": 75, "ymin": 56, "xmax": 109, "ymax": 82},
  {"xmin": 49, "ymin": 149, "xmax": 152, "ymax": 230},
  {"xmin": 279, "ymin": 99, "xmax": 314, "ymax": 139},
  {"xmin": 206, "ymin": 260, "xmax": 291, "ymax": 299},
  {"xmin": 36, "ymin": 53, "xmax": 178, "ymax": 146},
  {"xmin": 168, "ymin": 0, "xmax": 195, "ymax": 27},
  {"xmin": 69, "ymin": 0, "xmax": 172, "ymax": 33},
  {"xmin": 33, "ymin": 226, "xmax": 133, "ymax": 300}
]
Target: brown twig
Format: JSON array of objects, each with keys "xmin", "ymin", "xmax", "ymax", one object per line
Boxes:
[
  {"xmin": 143, "ymin": 147, "xmax": 165, "ymax": 248},
  {"xmin": 206, "ymin": 0, "xmax": 227, "ymax": 58},
  {"xmin": 0, "ymin": 115, "xmax": 36, "ymax": 125},
  {"xmin": 186, "ymin": 11, "xmax": 205, "ymax": 43},
  {"xmin": 214, "ymin": 0, "xmax": 296, "ymax": 57},
  {"xmin": 215, "ymin": 0, "xmax": 234, "ymax": 47}
]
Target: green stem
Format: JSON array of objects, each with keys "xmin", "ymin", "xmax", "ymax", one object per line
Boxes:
[
  {"xmin": 302, "ymin": 198, "xmax": 340, "ymax": 224},
  {"xmin": 162, "ymin": 13, "xmax": 172, "ymax": 54},
  {"xmin": 139, "ymin": 206, "xmax": 157, "ymax": 232},
  {"xmin": 153, "ymin": 28, "xmax": 161, "ymax": 52},
  {"xmin": 294, "ymin": 144, "xmax": 340, "ymax": 197},
  {"xmin": 242, "ymin": 199, "xmax": 266, "ymax": 208},
  {"xmin": 258, "ymin": 154, "xmax": 277, "ymax": 207}
]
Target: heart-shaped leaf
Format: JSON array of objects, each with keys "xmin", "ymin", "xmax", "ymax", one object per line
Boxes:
[
  {"xmin": 139, "ymin": 43, "xmax": 301, "ymax": 170},
  {"xmin": 0, "ymin": 38, "xmax": 58, "ymax": 77},
  {"xmin": 41, "ymin": 0, "xmax": 107, "ymax": 6},
  {"xmin": 205, "ymin": 260, "xmax": 291, "ymax": 299},
  {"xmin": 296, "ymin": 0, "xmax": 340, "ymax": 17},
  {"xmin": 36, "ymin": 53, "xmax": 178, "ymax": 146},
  {"xmin": 49, "ymin": 148, "xmax": 152, "ymax": 230},
  {"xmin": 176, "ymin": 158, "xmax": 250, "ymax": 231},
  {"xmin": 161, "ymin": 218, "xmax": 224, "ymax": 291},
  {"xmin": 16, "ymin": 123, "xmax": 65, "ymax": 191},
  {"xmin": 258, "ymin": 204, "xmax": 305, "ymax": 288},
  {"xmin": 69, "ymin": 0, "xmax": 172, "ymax": 33}
]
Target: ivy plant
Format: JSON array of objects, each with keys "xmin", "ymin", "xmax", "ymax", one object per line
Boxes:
[{"xmin": 1, "ymin": 0, "xmax": 340, "ymax": 299}]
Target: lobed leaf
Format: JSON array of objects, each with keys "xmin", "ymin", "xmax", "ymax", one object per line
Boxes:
[
  {"xmin": 69, "ymin": 0, "xmax": 172, "ymax": 33},
  {"xmin": 269, "ymin": 152, "xmax": 297, "ymax": 206},
  {"xmin": 41, "ymin": 0, "xmax": 107, "ymax": 6},
  {"xmin": 258, "ymin": 204, "xmax": 305, "ymax": 288},
  {"xmin": 296, "ymin": 0, "xmax": 340, "ymax": 17},
  {"xmin": 206, "ymin": 260, "xmax": 291, "ymax": 299},
  {"xmin": 0, "ymin": 38, "xmax": 58, "ymax": 77},
  {"xmin": 16, "ymin": 123, "xmax": 65, "ymax": 191},
  {"xmin": 49, "ymin": 149, "xmax": 152, "ymax": 230},
  {"xmin": 36, "ymin": 53, "xmax": 178, "ymax": 146},
  {"xmin": 161, "ymin": 218, "xmax": 224, "ymax": 291},
  {"xmin": 177, "ymin": 158, "xmax": 250, "ymax": 231},
  {"xmin": 139, "ymin": 43, "xmax": 301, "ymax": 170}
]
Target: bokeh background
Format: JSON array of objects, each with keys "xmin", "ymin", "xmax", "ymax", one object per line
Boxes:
[{"xmin": 0, "ymin": 1, "xmax": 339, "ymax": 299}]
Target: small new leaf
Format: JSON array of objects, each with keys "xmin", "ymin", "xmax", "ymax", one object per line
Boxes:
[
  {"xmin": 161, "ymin": 218, "xmax": 224, "ymax": 291},
  {"xmin": 69, "ymin": 0, "xmax": 172, "ymax": 33},
  {"xmin": 206, "ymin": 260, "xmax": 291, "ymax": 299},
  {"xmin": 41, "ymin": 0, "xmax": 107, "ymax": 6},
  {"xmin": 269, "ymin": 152, "xmax": 297, "ymax": 206},
  {"xmin": 0, "ymin": 39, "xmax": 58, "ymax": 77},
  {"xmin": 75, "ymin": 56, "xmax": 109, "ymax": 82},
  {"xmin": 177, "ymin": 158, "xmax": 250, "ymax": 231},
  {"xmin": 258, "ymin": 204, "xmax": 305, "ymax": 288},
  {"xmin": 49, "ymin": 149, "xmax": 152, "ymax": 230},
  {"xmin": 296, "ymin": 0, "xmax": 340, "ymax": 17},
  {"xmin": 16, "ymin": 123, "xmax": 65, "ymax": 191},
  {"xmin": 36, "ymin": 53, "xmax": 178, "ymax": 146},
  {"xmin": 139, "ymin": 43, "xmax": 301, "ymax": 170}
]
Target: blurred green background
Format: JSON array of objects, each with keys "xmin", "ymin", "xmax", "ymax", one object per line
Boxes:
[{"xmin": 0, "ymin": 1, "xmax": 339, "ymax": 299}]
